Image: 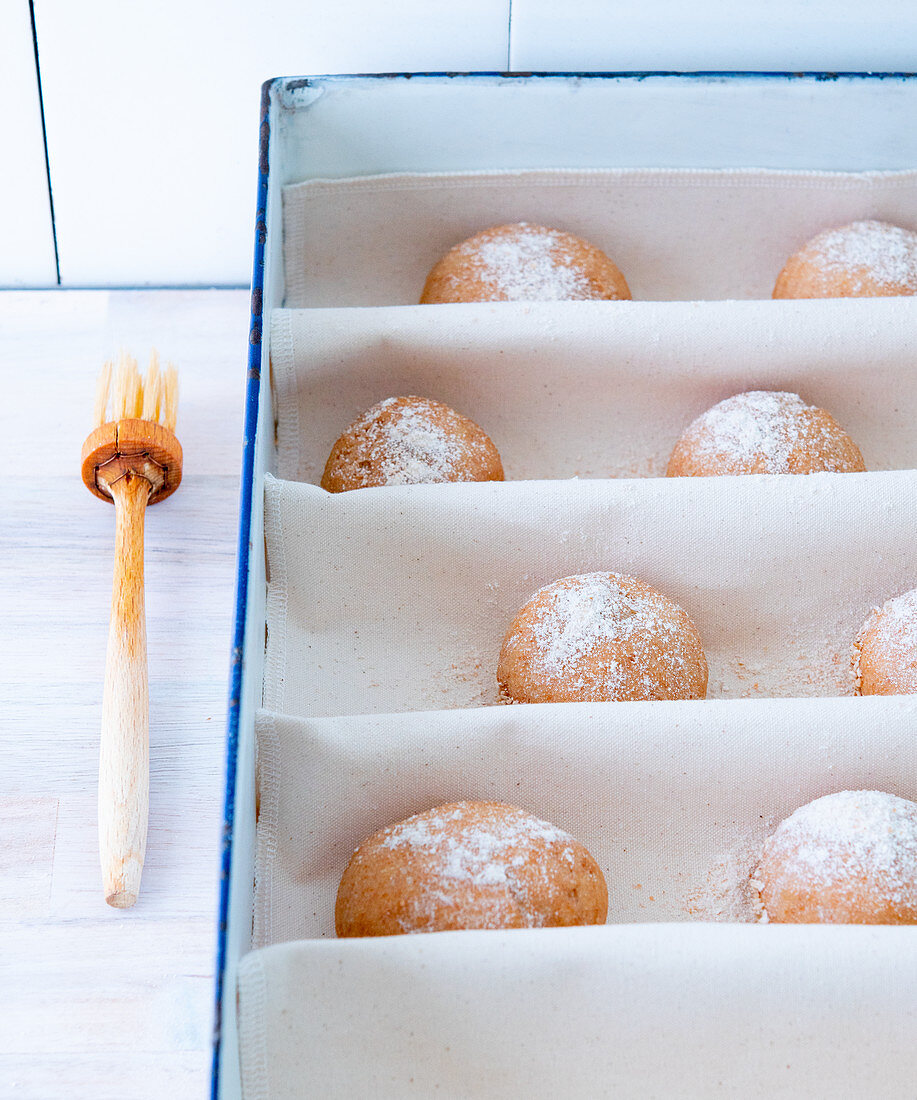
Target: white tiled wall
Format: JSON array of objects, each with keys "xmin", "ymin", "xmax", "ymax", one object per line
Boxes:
[
  {"xmin": 6, "ymin": 1, "xmax": 915, "ymax": 288},
  {"xmin": 31, "ymin": 0, "xmax": 510, "ymax": 288},
  {"xmin": 510, "ymin": 0, "xmax": 917, "ymax": 73},
  {"xmin": 1, "ymin": 1, "xmax": 56, "ymax": 285}
]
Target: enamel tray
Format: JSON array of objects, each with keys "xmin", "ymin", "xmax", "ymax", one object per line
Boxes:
[{"xmin": 214, "ymin": 73, "xmax": 917, "ymax": 1099}]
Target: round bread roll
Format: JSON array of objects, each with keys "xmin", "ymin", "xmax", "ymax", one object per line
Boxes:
[
  {"xmin": 335, "ymin": 800, "xmax": 608, "ymax": 936},
  {"xmin": 321, "ymin": 395, "xmax": 504, "ymax": 491},
  {"xmin": 853, "ymin": 587, "xmax": 917, "ymax": 695},
  {"xmin": 666, "ymin": 390, "xmax": 865, "ymax": 477},
  {"xmin": 754, "ymin": 791, "xmax": 917, "ymax": 924},
  {"xmin": 773, "ymin": 220, "xmax": 917, "ymax": 298},
  {"xmin": 497, "ymin": 572, "xmax": 708, "ymax": 704},
  {"xmin": 420, "ymin": 222, "xmax": 631, "ymax": 303}
]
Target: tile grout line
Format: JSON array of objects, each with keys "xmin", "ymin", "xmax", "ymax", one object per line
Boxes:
[{"xmin": 28, "ymin": 0, "xmax": 61, "ymax": 285}]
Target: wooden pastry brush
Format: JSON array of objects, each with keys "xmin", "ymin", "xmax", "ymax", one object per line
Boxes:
[{"xmin": 81, "ymin": 351, "xmax": 182, "ymax": 908}]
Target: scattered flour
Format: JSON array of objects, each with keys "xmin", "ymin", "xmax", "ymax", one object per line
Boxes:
[{"xmin": 683, "ymin": 828, "xmax": 771, "ymax": 922}]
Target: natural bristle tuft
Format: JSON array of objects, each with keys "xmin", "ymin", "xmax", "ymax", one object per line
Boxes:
[
  {"xmin": 94, "ymin": 348, "xmax": 178, "ymax": 431},
  {"xmin": 93, "ymin": 360, "xmax": 113, "ymax": 428},
  {"xmin": 161, "ymin": 362, "xmax": 179, "ymax": 433},
  {"xmin": 114, "ymin": 351, "xmax": 142, "ymax": 420},
  {"xmin": 140, "ymin": 350, "xmax": 161, "ymax": 423}
]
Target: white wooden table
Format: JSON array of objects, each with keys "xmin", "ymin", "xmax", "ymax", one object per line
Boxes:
[{"xmin": 0, "ymin": 289, "xmax": 249, "ymax": 1098}]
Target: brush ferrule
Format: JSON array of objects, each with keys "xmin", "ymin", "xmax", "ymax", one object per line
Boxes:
[
  {"xmin": 94, "ymin": 454, "xmax": 166, "ymax": 500},
  {"xmin": 81, "ymin": 418, "xmax": 183, "ymax": 505}
]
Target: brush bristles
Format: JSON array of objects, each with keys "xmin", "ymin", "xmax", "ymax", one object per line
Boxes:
[
  {"xmin": 114, "ymin": 352, "xmax": 142, "ymax": 420},
  {"xmin": 93, "ymin": 360, "xmax": 113, "ymax": 429},
  {"xmin": 94, "ymin": 348, "xmax": 178, "ymax": 432},
  {"xmin": 160, "ymin": 365, "xmax": 178, "ymax": 433},
  {"xmin": 140, "ymin": 350, "xmax": 161, "ymax": 423}
]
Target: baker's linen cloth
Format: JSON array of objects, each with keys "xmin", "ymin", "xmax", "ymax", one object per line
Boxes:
[
  {"xmin": 253, "ymin": 696, "xmax": 917, "ymax": 945},
  {"xmin": 244, "ymin": 165, "xmax": 917, "ymax": 1097},
  {"xmin": 271, "ymin": 297, "xmax": 917, "ymax": 484},
  {"xmin": 238, "ymin": 924, "xmax": 917, "ymax": 1099},
  {"xmin": 263, "ymin": 471, "xmax": 917, "ymax": 715},
  {"xmin": 282, "ymin": 167, "xmax": 917, "ymax": 306}
]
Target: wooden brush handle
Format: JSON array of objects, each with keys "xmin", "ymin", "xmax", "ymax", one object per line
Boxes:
[{"xmin": 99, "ymin": 471, "xmax": 152, "ymax": 908}]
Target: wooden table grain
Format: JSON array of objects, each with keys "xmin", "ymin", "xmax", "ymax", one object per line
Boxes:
[{"xmin": 0, "ymin": 289, "xmax": 250, "ymax": 1098}]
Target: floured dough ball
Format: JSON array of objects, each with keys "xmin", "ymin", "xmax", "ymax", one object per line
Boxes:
[
  {"xmin": 420, "ymin": 222, "xmax": 631, "ymax": 303},
  {"xmin": 774, "ymin": 220, "xmax": 917, "ymax": 298},
  {"xmin": 335, "ymin": 800, "xmax": 608, "ymax": 936},
  {"xmin": 853, "ymin": 588, "xmax": 917, "ymax": 695},
  {"xmin": 666, "ymin": 390, "xmax": 865, "ymax": 477},
  {"xmin": 754, "ymin": 791, "xmax": 917, "ymax": 924},
  {"xmin": 321, "ymin": 395, "xmax": 504, "ymax": 491},
  {"xmin": 497, "ymin": 572, "xmax": 708, "ymax": 704}
]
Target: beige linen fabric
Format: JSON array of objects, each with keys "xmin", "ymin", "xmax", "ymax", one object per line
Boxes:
[
  {"xmin": 271, "ymin": 298, "xmax": 917, "ymax": 484},
  {"xmin": 252, "ymin": 696, "xmax": 917, "ymax": 946},
  {"xmin": 238, "ymin": 924, "xmax": 917, "ymax": 1098},
  {"xmin": 243, "ymin": 165, "xmax": 917, "ymax": 1097},
  {"xmin": 281, "ymin": 167, "xmax": 917, "ymax": 305},
  {"xmin": 263, "ymin": 471, "xmax": 917, "ymax": 716}
]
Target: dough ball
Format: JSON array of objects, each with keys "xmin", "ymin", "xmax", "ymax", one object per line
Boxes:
[
  {"xmin": 335, "ymin": 800, "xmax": 608, "ymax": 936},
  {"xmin": 321, "ymin": 395, "xmax": 504, "ymax": 491},
  {"xmin": 773, "ymin": 220, "xmax": 917, "ymax": 298},
  {"xmin": 497, "ymin": 572, "xmax": 708, "ymax": 704},
  {"xmin": 754, "ymin": 790, "xmax": 917, "ymax": 924},
  {"xmin": 420, "ymin": 222, "xmax": 631, "ymax": 303},
  {"xmin": 666, "ymin": 390, "xmax": 865, "ymax": 477},
  {"xmin": 853, "ymin": 587, "xmax": 917, "ymax": 695}
]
